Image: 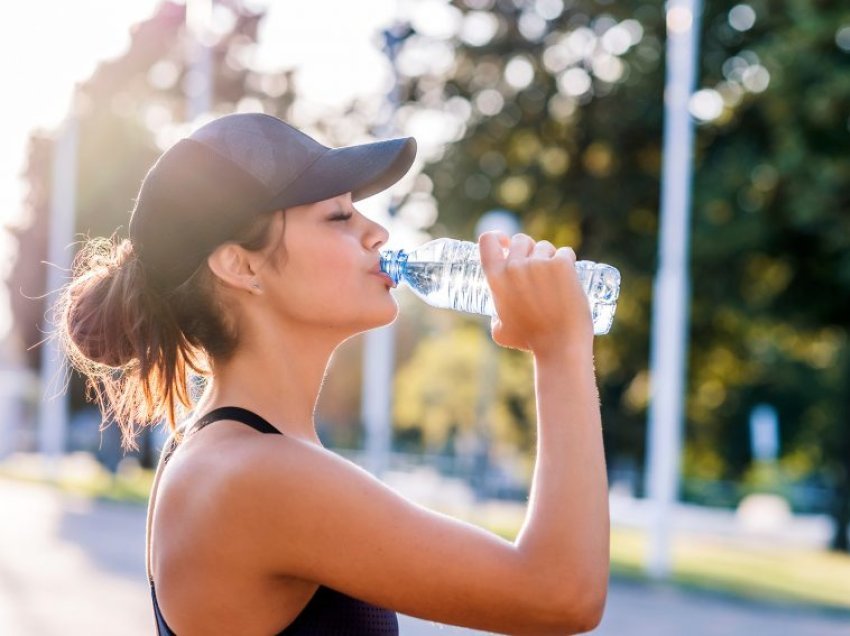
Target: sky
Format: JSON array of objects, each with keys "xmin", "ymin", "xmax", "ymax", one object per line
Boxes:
[
  {"xmin": 0, "ymin": 0, "xmax": 422, "ymax": 344},
  {"xmin": 0, "ymin": 0, "xmax": 405, "ymax": 226}
]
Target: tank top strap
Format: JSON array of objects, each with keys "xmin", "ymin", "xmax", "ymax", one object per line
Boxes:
[
  {"xmin": 160, "ymin": 407, "xmax": 282, "ymax": 467},
  {"xmin": 194, "ymin": 406, "xmax": 283, "ymax": 435}
]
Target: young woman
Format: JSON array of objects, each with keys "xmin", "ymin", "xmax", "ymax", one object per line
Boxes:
[{"xmin": 58, "ymin": 113, "xmax": 609, "ymax": 635}]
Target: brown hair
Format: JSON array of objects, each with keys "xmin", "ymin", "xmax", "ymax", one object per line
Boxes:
[{"xmin": 56, "ymin": 212, "xmax": 285, "ymax": 450}]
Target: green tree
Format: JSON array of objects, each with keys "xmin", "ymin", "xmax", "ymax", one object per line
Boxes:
[
  {"xmin": 396, "ymin": 0, "xmax": 850, "ymax": 549},
  {"xmin": 691, "ymin": 0, "xmax": 850, "ymax": 549},
  {"xmin": 7, "ymin": 0, "xmax": 298, "ymax": 462},
  {"xmin": 9, "ymin": 0, "xmax": 294, "ymax": 370},
  {"xmin": 396, "ymin": 0, "xmax": 665, "ymax": 487},
  {"xmin": 394, "ymin": 320, "xmax": 535, "ymax": 455}
]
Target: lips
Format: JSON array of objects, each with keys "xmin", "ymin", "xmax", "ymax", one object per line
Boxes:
[{"xmin": 370, "ymin": 263, "xmax": 396, "ymax": 287}]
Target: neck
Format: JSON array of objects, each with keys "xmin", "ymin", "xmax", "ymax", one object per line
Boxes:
[{"xmin": 196, "ymin": 324, "xmax": 346, "ymax": 446}]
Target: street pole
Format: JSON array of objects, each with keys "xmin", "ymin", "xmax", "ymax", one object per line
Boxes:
[
  {"xmin": 361, "ymin": 325, "xmax": 395, "ymax": 478},
  {"xmin": 471, "ymin": 210, "xmax": 520, "ymax": 498},
  {"xmin": 361, "ymin": 7, "xmax": 414, "ymax": 478},
  {"xmin": 38, "ymin": 91, "xmax": 80, "ymax": 477},
  {"xmin": 645, "ymin": 0, "xmax": 703, "ymax": 579},
  {"xmin": 186, "ymin": 0, "xmax": 213, "ymax": 121}
]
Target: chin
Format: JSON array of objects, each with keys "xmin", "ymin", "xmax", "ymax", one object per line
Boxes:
[
  {"xmin": 358, "ymin": 298, "xmax": 399, "ymax": 332},
  {"xmin": 373, "ymin": 299, "xmax": 400, "ymax": 327},
  {"xmin": 334, "ymin": 299, "xmax": 397, "ymax": 340}
]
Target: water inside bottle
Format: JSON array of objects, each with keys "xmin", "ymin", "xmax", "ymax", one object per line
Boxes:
[
  {"xmin": 577, "ymin": 261, "xmax": 620, "ymax": 334},
  {"xmin": 396, "ymin": 242, "xmax": 496, "ymax": 315},
  {"xmin": 381, "ymin": 241, "xmax": 620, "ymax": 335}
]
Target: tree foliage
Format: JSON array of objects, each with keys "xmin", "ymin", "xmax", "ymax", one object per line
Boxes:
[
  {"xmin": 8, "ymin": 0, "xmax": 293, "ymax": 371},
  {"xmin": 393, "ymin": 0, "xmax": 850, "ymax": 548},
  {"xmin": 394, "ymin": 320, "xmax": 535, "ymax": 454}
]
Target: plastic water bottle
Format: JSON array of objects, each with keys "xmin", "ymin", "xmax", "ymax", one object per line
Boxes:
[{"xmin": 380, "ymin": 238, "xmax": 621, "ymax": 335}]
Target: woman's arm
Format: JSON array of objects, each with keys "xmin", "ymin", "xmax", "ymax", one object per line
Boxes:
[
  {"xmin": 516, "ymin": 344, "xmax": 608, "ymax": 628},
  {"xmin": 207, "ymin": 231, "xmax": 608, "ymax": 634},
  {"xmin": 480, "ymin": 230, "xmax": 609, "ymax": 624}
]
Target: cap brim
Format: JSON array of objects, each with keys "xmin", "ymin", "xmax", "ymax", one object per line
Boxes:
[{"xmin": 266, "ymin": 136, "xmax": 417, "ymax": 210}]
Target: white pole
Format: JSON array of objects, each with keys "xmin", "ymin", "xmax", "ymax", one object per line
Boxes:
[
  {"xmin": 471, "ymin": 211, "xmax": 520, "ymax": 496},
  {"xmin": 644, "ymin": 0, "xmax": 703, "ymax": 579},
  {"xmin": 361, "ymin": 2, "xmax": 412, "ymax": 478},
  {"xmin": 362, "ymin": 326, "xmax": 395, "ymax": 477},
  {"xmin": 38, "ymin": 95, "xmax": 80, "ymax": 477},
  {"xmin": 186, "ymin": 0, "xmax": 213, "ymax": 121}
]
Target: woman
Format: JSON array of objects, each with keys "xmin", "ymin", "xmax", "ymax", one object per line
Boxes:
[{"xmin": 58, "ymin": 113, "xmax": 609, "ymax": 635}]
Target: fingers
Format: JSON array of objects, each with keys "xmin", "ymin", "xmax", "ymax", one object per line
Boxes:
[
  {"xmin": 555, "ymin": 245, "xmax": 576, "ymax": 264},
  {"xmin": 481, "ymin": 232, "xmax": 569, "ymax": 269},
  {"xmin": 506, "ymin": 233, "xmax": 535, "ymax": 266},
  {"xmin": 532, "ymin": 240, "xmax": 556, "ymax": 258},
  {"xmin": 479, "ymin": 231, "xmax": 509, "ymax": 275}
]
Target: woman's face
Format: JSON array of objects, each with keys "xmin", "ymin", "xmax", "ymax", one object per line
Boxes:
[{"xmin": 256, "ymin": 192, "xmax": 398, "ymax": 337}]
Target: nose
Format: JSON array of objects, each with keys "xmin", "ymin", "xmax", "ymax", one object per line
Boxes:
[{"xmin": 365, "ymin": 216, "xmax": 390, "ymax": 251}]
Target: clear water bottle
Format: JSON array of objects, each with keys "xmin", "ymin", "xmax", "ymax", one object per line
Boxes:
[{"xmin": 379, "ymin": 238, "xmax": 621, "ymax": 335}]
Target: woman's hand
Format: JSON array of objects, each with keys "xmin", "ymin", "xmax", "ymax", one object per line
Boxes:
[{"xmin": 479, "ymin": 231, "xmax": 593, "ymax": 355}]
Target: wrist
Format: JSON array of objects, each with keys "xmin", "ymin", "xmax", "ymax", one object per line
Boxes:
[{"xmin": 532, "ymin": 338, "xmax": 594, "ymax": 367}]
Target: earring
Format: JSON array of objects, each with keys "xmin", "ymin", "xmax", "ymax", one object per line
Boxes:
[{"xmin": 250, "ymin": 280, "xmax": 261, "ymax": 292}]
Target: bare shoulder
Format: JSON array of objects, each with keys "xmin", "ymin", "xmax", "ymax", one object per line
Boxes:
[{"xmin": 197, "ymin": 431, "xmax": 594, "ymax": 635}]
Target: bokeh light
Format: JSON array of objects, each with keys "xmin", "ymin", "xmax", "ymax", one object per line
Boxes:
[
  {"xmin": 410, "ymin": 0, "xmax": 463, "ymax": 40},
  {"xmin": 558, "ymin": 67, "xmax": 593, "ymax": 98},
  {"xmin": 459, "ymin": 11, "xmax": 500, "ymax": 47},
  {"xmin": 689, "ymin": 89, "xmax": 725, "ymax": 122},
  {"xmin": 728, "ymin": 4, "xmax": 757, "ymax": 33},
  {"xmin": 474, "ymin": 89, "xmax": 505, "ymax": 116},
  {"xmin": 533, "ymin": 0, "xmax": 564, "ymax": 21},
  {"xmin": 835, "ymin": 26, "xmax": 850, "ymax": 52},
  {"xmin": 504, "ymin": 56, "xmax": 536, "ymax": 90},
  {"xmin": 667, "ymin": 6, "xmax": 693, "ymax": 34},
  {"xmin": 518, "ymin": 11, "xmax": 547, "ymax": 41},
  {"xmin": 741, "ymin": 64, "xmax": 770, "ymax": 93}
]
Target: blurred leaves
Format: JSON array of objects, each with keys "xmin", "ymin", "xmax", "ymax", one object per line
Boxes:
[
  {"xmin": 393, "ymin": 321, "xmax": 535, "ymax": 453},
  {"xmin": 394, "ymin": 0, "xmax": 850, "ymax": 546},
  {"xmin": 8, "ymin": 1, "xmax": 299, "ymax": 424},
  {"xmin": 6, "ymin": 0, "xmax": 850, "ymax": 545}
]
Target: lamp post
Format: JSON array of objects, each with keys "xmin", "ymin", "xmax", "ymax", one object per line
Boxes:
[
  {"xmin": 361, "ymin": 8, "xmax": 414, "ymax": 479},
  {"xmin": 186, "ymin": 0, "xmax": 213, "ymax": 121},
  {"xmin": 38, "ymin": 90, "xmax": 80, "ymax": 476},
  {"xmin": 644, "ymin": 0, "xmax": 703, "ymax": 579},
  {"xmin": 470, "ymin": 210, "xmax": 520, "ymax": 498}
]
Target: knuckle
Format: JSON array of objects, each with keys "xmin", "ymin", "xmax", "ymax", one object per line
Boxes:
[{"xmin": 504, "ymin": 259, "xmax": 524, "ymax": 276}]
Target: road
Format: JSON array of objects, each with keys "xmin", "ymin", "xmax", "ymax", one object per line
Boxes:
[{"xmin": 0, "ymin": 479, "xmax": 847, "ymax": 635}]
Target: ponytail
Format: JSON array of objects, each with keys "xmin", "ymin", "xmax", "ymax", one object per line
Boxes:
[
  {"xmin": 57, "ymin": 236, "xmax": 208, "ymax": 449},
  {"xmin": 57, "ymin": 212, "xmax": 283, "ymax": 450}
]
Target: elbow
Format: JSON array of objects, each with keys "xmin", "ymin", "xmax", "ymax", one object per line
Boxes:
[
  {"xmin": 514, "ymin": 553, "xmax": 609, "ymax": 634},
  {"xmin": 544, "ymin": 572, "xmax": 609, "ymax": 634},
  {"xmin": 565, "ymin": 587, "xmax": 607, "ymax": 633}
]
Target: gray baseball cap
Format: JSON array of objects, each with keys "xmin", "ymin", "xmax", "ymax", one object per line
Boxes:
[{"xmin": 129, "ymin": 113, "xmax": 417, "ymax": 292}]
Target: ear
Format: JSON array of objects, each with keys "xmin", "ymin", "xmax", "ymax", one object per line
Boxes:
[{"xmin": 207, "ymin": 243, "xmax": 261, "ymax": 294}]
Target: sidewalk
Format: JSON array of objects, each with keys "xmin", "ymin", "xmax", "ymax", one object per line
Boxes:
[{"xmin": 0, "ymin": 478, "xmax": 847, "ymax": 635}]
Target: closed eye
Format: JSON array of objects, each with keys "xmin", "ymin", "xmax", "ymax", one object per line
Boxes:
[{"xmin": 330, "ymin": 212, "xmax": 353, "ymax": 221}]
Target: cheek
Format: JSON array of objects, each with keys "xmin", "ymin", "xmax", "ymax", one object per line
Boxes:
[
  {"xmin": 276, "ymin": 258, "xmax": 368, "ymax": 315},
  {"xmin": 270, "ymin": 236, "xmax": 396, "ymax": 324},
  {"xmin": 313, "ymin": 267, "xmax": 398, "ymax": 324}
]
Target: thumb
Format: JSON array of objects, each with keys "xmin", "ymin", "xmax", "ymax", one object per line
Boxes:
[{"xmin": 479, "ymin": 231, "xmax": 508, "ymax": 276}]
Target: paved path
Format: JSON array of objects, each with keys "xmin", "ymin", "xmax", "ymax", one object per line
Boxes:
[{"xmin": 0, "ymin": 479, "xmax": 847, "ymax": 635}]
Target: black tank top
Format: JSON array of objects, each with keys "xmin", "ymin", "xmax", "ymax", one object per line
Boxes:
[{"xmin": 149, "ymin": 406, "xmax": 399, "ymax": 635}]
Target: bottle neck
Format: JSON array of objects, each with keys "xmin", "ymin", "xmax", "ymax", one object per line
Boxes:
[{"xmin": 379, "ymin": 249, "xmax": 408, "ymax": 285}]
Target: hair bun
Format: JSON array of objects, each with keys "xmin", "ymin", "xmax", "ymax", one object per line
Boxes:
[{"xmin": 61, "ymin": 237, "xmax": 151, "ymax": 368}]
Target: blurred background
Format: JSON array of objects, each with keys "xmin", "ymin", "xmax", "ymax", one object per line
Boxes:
[{"xmin": 0, "ymin": 0, "xmax": 849, "ymax": 634}]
